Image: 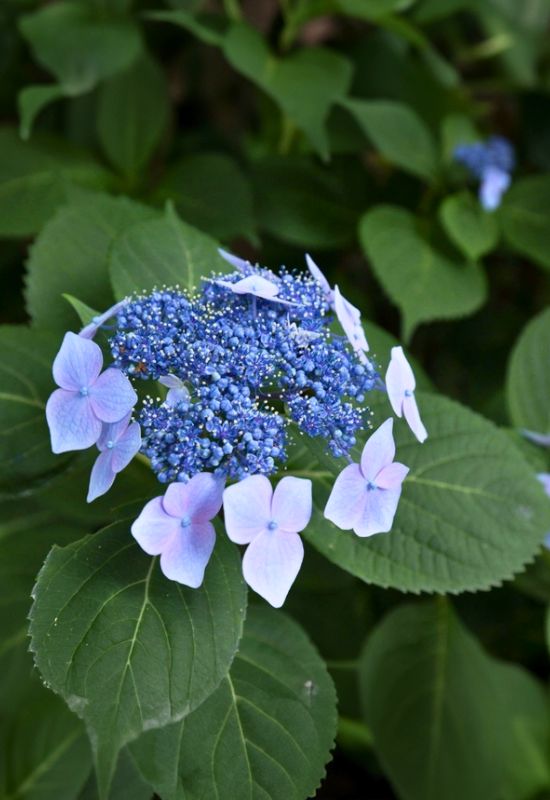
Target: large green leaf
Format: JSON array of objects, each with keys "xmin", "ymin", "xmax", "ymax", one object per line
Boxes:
[
  {"xmin": 341, "ymin": 98, "xmax": 438, "ymax": 180},
  {"xmin": 360, "ymin": 205, "xmax": 487, "ymax": 340},
  {"xmin": 439, "ymin": 191, "xmax": 499, "ymax": 260},
  {"xmin": 0, "ymin": 326, "xmax": 70, "ymax": 492},
  {"xmin": 360, "ymin": 601, "xmax": 550, "ymax": 800},
  {"xmin": 25, "ymin": 189, "xmax": 155, "ymax": 331},
  {"xmin": 365, "ymin": 320, "xmax": 432, "ymax": 391},
  {"xmin": 97, "ymin": 54, "xmax": 169, "ymax": 176},
  {"xmin": 223, "ymin": 23, "xmax": 353, "ymax": 159},
  {"xmin": 0, "ymin": 128, "xmax": 109, "ymax": 238},
  {"xmin": 130, "ymin": 607, "xmax": 337, "ymax": 800},
  {"xmin": 506, "ymin": 307, "xmax": 550, "ymax": 435},
  {"xmin": 29, "ymin": 523, "xmax": 247, "ymax": 798},
  {"xmin": 157, "ymin": 153, "xmax": 256, "ymax": 241},
  {"xmin": 19, "ymin": 2, "xmax": 142, "ymax": 95},
  {"xmin": 302, "ymin": 391, "xmax": 550, "ymax": 593},
  {"xmin": 109, "ymin": 204, "xmax": 230, "ymax": 298},
  {"xmin": 500, "ymin": 175, "xmax": 550, "ymax": 271}
]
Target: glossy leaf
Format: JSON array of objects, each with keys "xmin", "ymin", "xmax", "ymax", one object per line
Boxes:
[
  {"xmin": 501, "ymin": 175, "xmax": 550, "ymax": 271},
  {"xmin": 360, "ymin": 205, "xmax": 487, "ymax": 340},
  {"xmin": 507, "ymin": 307, "xmax": 550, "ymax": 435},
  {"xmin": 439, "ymin": 191, "xmax": 499, "ymax": 260},
  {"xmin": 130, "ymin": 607, "xmax": 337, "ymax": 800},
  {"xmin": 302, "ymin": 391, "xmax": 550, "ymax": 593},
  {"xmin": 30, "ymin": 522, "xmax": 247, "ymax": 798}
]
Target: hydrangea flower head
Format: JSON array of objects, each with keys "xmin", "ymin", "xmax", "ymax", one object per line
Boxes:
[
  {"xmin": 454, "ymin": 135, "xmax": 515, "ymax": 211},
  {"xmin": 223, "ymin": 475, "xmax": 312, "ymax": 607},
  {"xmin": 46, "ymin": 332, "xmax": 137, "ymax": 453},
  {"xmin": 325, "ymin": 419, "xmax": 408, "ymax": 537}
]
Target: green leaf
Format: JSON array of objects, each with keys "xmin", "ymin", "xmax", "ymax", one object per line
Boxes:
[
  {"xmin": 97, "ymin": 54, "xmax": 169, "ymax": 176},
  {"xmin": 223, "ymin": 23, "xmax": 353, "ymax": 159},
  {"xmin": 0, "ymin": 128, "xmax": 110, "ymax": 238},
  {"xmin": 360, "ymin": 205, "xmax": 487, "ymax": 340},
  {"xmin": 507, "ymin": 307, "xmax": 550, "ymax": 435},
  {"xmin": 157, "ymin": 153, "xmax": 256, "ymax": 241},
  {"xmin": 336, "ymin": 0, "xmax": 416, "ymax": 19},
  {"xmin": 62, "ymin": 295, "xmax": 99, "ymax": 329},
  {"xmin": 18, "ymin": 84, "xmax": 65, "ymax": 141},
  {"xmin": 439, "ymin": 191, "xmax": 499, "ymax": 260},
  {"xmin": 360, "ymin": 601, "xmax": 550, "ymax": 800},
  {"xmin": 19, "ymin": 2, "xmax": 142, "ymax": 95},
  {"xmin": 79, "ymin": 750, "xmax": 152, "ymax": 800},
  {"xmin": 130, "ymin": 606, "xmax": 337, "ymax": 800},
  {"xmin": 440, "ymin": 112, "xmax": 480, "ymax": 162},
  {"xmin": 146, "ymin": 9, "xmax": 228, "ymax": 45},
  {"xmin": 341, "ymin": 98, "xmax": 438, "ymax": 180},
  {"xmin": 302, "ymin": 391, "xmax": 550, "ymax": 593},
  {"xmin": 0, "ymin": 687, "xmax": 92, "ymax": 800},
  {"xmin": 500, "ymin": 175, "xmax": 550, "ymax": 271},
  {"xmin": 365, "ymin": 320, "xmax": 433, "ymax": 391},
  {"xmin": 25, "ymin": 189, "xmax": 155, "ymax": 331},
  {"xmin": 109, "ymin": 204, "xmax": 230, "ymax": 298},
  {"xmin": 29, "ymin": 522, "xmax": 247, "ymax": 799},
  {"xmin": 0, "ymin": 326, "xmax": 70, "ymax": 492},
  {"xmin": 252, "ymin": 157, "xmax": 357, "ymax": 248}
]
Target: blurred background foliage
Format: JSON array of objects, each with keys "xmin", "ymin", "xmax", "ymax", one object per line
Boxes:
[{"xmin": 2, "ymin": 0, "xmax": 550, "ymax": 798}]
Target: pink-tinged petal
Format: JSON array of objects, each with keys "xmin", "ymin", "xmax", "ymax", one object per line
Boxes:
[
  {"xmin": 131, "ymin": 497, "xmax": 178, "ymax": 555},
  {"xmin": 232, "ymin": 275, "xmax": 279, "ymax": 299},
  {"xmin": 323, "ymin": 463, "xmax": 367, "ymax": 530},
  {"xmin": 376, "ymin": 462, "xmax": 409, "ymax": 489},
  {"xmin": 223, "ymin": 475, "xmax": 273, "ymax": 544},
  {"xmin": 385, "ymin": 346, "xmax": 415, "ymax": 416},
  {"xmin": 360, "ymin": 419, "xmax": 396, "ymax": 481},
  {"xmin": 87, "ymin": 450, "xmax": 116, "ymax": 502},
  {"xmin": 46, "ymin": 389, "xmax": 102, "ymax": 453},
  {"xmin": 242, "ymin": 529, "xmax": 304, "ymax": 608},
  {"xmin": 163, "ymin": 473, "xmax": 224, "ymax": 522},
  {"xmin": 523, "ymin": 430, "xmax": 550, "ymax": 448},
  {"xmin": 52, "ymin": 332, "xmax": 103, "ymax": 391},
  {"xmin": 111, "ymin": 422, "xmax": 141, "ymax": 473},
  {"xmin": 403, "ymin": 394, "xmax": 428, "ymax": 443},
  {"xmin": 271, "ymin": 476, "xmax": 312, "ymax": 533},
  {"xmin": 218, "ymin": 248, "xmax": 251, "ymax": 274},
  {"xmin": 353, "ymin": 486, "xmax": 402, "ymax": 538},
  {"xmin": 305, "ymin": 254, "xmax": 332, "ymax": 298},
  {"xmin": 79, "ymin": 299, "xmax": 128, "ymax": 339},
  {"xmin": 90, "ymin": 368, "xmax": 137, "ymax": 423},
  {"xmin": 333, "ymin": 286, "xmax": 369, "ymax": 353},
  {"xmin": 479, "ymin": 166, "xmax": 510, "ymax": 212},
  {"xmin": 97, "ymin": 413, "xmax": 132, "ymax": 450},
  {"xmin": 537, "ymin": 473, "xmax": 550, "ymax": 497},
  {"xmin": 159, "ymin": 522, "xmax": 216, "ymax": 588}
]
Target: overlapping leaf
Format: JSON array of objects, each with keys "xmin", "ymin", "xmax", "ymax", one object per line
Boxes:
[{"xmin": 506, "ymin": 307, "xmax": 550, "ymax": 435}]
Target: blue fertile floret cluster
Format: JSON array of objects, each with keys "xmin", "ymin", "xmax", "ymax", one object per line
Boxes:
[
  {"xmin": 109, "ymin": 266, "xmax": 378, "ymax": 482},
  {"xmin": 454, "ymin": 135, "xmax": 515, "ymax": 178}
]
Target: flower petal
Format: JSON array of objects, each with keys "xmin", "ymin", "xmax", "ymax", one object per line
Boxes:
[
  {"xmin": 242, "ymin": 529, "xmax": 304, "ymax": 608},
  {"xmin": 354, "ymin": 486, "xmax": 402, "ymax": 537},
  {"xmin": 131, "ymin": 497, "xmax": 178, "ymax": 555},
  {"xmin": 479, "ymin": 166, "xmax": 510, "ymax": 212},
  {"xmin": 159, "ymin": 522, "xmax": 216, "ymax": 588},
  {"xmin": 223, "ymin": 474, "xmax": 273, "ymax": 544},
  {"xmin": 87, "ymin": 450, "xmax": 116, "ymax": 502},
  {"xmin": 218, "ymin": 248, "xmax": 251, "ymax": 274},
  {"xmin": 537, "ymin": 473, "xmax": 550, "ymax": 497},
  {"xmin": 232, "ymin": 275, "xmax": 279, "ymax": 299},
  {"xmin": 360, "ymin": 419, "xmax": 396, "ymax": 482},
  {"xmin": 523, "ymin": 430, "xmax": 550, "ymax": 448},
  {"xmin": 111, "ymin": 422, "xmax": 141, "ymax": 473},
  {"xmin": 305, "ymin": 253, "xmax": 332, "ymax": 298},
  {"xmin": 46, "ymin": 389, "xmax": 102, "ymax": 453},
  {"xmin": 334, "ymin": 285, "xmax": 369, "ymax": 353},
  {"xmin": 159, "ymin": 375, "xmax": 190, "ymax": 407},
  {"xmin": 97, "ymin": 413, "xmax": 132, "ymax": 450},
  {"xmin": 52, "ymin": 332, "xmax": 103, "ymax": 391},
  {"xmin": 324, "ymin": 463, "xmax": 366, "ymax": 530},
  {"xmin": 376, "ymin": 461, "xmax": 409, "ymax": 489},
  {"xmin": 90, "ymin": 368, "xmax": 137, "ymax": 423},
  {"xmin": 271, "ymin": 476, "xmax": 312, "ymax": 533},
  {"xmin": 385, "ymin": 346, "xmax": 415, "ymax": 416},
  {"xmin": 163, "ymin": 473, "xmax": 224, "ymax": 522},
  {"xmin": 79, "ymin": 299, "xmax": 128, "ymax": 339},
  {"xmin": 403, "ymin": 394, "xmax": 428, "ymax": 443}
]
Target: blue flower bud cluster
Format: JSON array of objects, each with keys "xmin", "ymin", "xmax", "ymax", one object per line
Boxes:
[
  {"xmin": 454, "ymin": 136, "xmax": 515, "ymax": 179},
  {"xmin": 109, "ymin": 266, "xmax": 379, "ymax": 483}
]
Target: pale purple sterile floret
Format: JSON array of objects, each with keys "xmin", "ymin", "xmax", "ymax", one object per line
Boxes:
[
  {"xmin": 306, "ymin": 254, "xmax": 369, "ymax": 360},
  {"xmin": 479, "ymin": 166, "xmax": 511, "ymax": 212},
  {"xmin": 158, "ymin": 374, "xmax": 190, "ymax": 407},
  {"xmin": 385, "ymin": 346, "xmax": 428, "ymax": 443},
  {"xmin": 223, "ymin": 475, "xmax": 312, "ymax": 608},
  {"xmin": 523, "ymin": 430, "xmax": 550, "ymax": 448},
  {"xmin": 131, "ymin": 472, "xmax": 225, "ymax": 588},
  {"xmin": 46, "ymin": 332, "xmax": 137, "ymax": 453},
  {"xmin": 79, "ymin": 299, "xmax": 128, "ymax": 339},
  {"xmin": 214, "ymin": 275, "xmax": 296, "ymax": 306},
  {"xmin": 87, "ymin": 413, "xmax": 141, "ymax": 502},
  {"xmin": 324, "ymin": 418, "xmax": 408, "ymax": 537},
  {"xmin": 218, "ymin": 248, "xmax": 252, "ymax": 274}
]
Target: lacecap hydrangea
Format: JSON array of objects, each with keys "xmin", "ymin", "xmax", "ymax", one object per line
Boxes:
[
  {"xmin": 454, "ymin": 135, "xmax": 515, "ymax": 211},
  {"xmin": 46, "ymin": 251, "xmax": 427, "ymax": 607}
]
